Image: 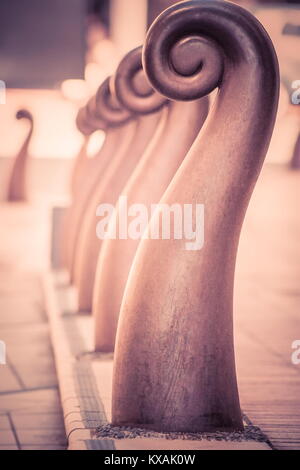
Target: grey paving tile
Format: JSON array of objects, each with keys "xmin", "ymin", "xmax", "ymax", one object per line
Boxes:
[
  {"xmin": 17, "ymin": 428, "xmax": 66, "ymax": 446},
  {"xmin": 11, "ymin": 412, "xmax": 65, "ymax": 430},
  {"xmin": 0, "ymin": 298, "xmax": 45, "ymax": 325},
  {"xmin": 0, "ymin": 389, "xmax": 61, "ymax": 414},
  {"xmin": 0, "ymin": 414, "xmax": 10, "ymax": 430},
  {"xmin": 0, "ymin": 364, "xmax": 22, "ymax": 392},
  {"xmin": 0, "ymin": 273, "xmax": 43, "ymax": 302},
  {"xmin": 8, "ymin": 358, "xmax": 57, "ymax": 392},
  {"xmin": 0, "ymin": 445, "xmax": 19, "ymax": 450},
  {"xmin": 21, "ymin": 445, "xmax": 66, "ymax": 450},
  {"xmin": 1, "ymin": 323, "xmax": 58, "ymax": 390}
]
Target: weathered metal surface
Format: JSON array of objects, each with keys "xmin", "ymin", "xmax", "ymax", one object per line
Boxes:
[
  {"xmin": 73, "ymin": 50, "xmax": 166, "ymax": 312},
  {"xmin": 112, "ymin": 0, "xmax": 279, "ymax": 432},
  {"xmin": 7, "ymin": 109, "xmax": 33, "ymax": 202}
]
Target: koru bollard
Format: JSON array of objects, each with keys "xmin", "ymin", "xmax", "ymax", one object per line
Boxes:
[
  {"xmin": 73, "ymin": 48, "xmax": 167, "ymax": 313},
  {"xmin": 64, "ymin": 81, "xmax": 133, "ymax": 275},
  {"xmin": 7, "ymin": 109, "xmax": 33, "ymax": 202},
  {"xmin": 112, "ymin": 0, "xmax": 279, "ymax": 432}
]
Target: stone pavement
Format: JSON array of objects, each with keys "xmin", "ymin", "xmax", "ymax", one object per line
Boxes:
[{"xmin": 0, "ymin": 203, "xmax": 67, "ymax": 450}]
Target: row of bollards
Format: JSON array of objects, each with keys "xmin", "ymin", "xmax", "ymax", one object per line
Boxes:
[{"xmin": 61, "ymin": 0, "xmax": 279, "ymax": 433}]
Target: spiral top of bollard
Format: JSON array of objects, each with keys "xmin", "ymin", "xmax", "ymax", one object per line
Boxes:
[
  {"xmin": 86, "ymin": 96, "xmax": 109, "ymax": 130},
  {"xmin": 143, "ymin": 0, "xmax": 279, "ymax": 103},
  {"xmin": 16, "ymin": 109, "xmax": 33, "ymax": 123},
  {"xmin": 95, "ymin": 77, "xmax": 132, "ymax": 126},
  {"xmin": 113, "ymin": 46, "xmax": 168, "ymax": 115}
]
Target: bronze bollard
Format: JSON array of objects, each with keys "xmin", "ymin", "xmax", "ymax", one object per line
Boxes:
[
  {"xmin": 7, "ymin": 109, "xmax": 33, "ymax": 202},
  {"xmin": 64, "ymin": 80, "xmax": 133, "ymax": 275},
  {"xmin": 112, "ymin": 0, "xmax": 279, "ymax": 432},
  {"xmin": 62, "ymin": 103, "xmax": 106, "ymax": 270},
  {"xmin": 73, "ymin": 48, "xmax": 167, "ymax": 312},
  {"xmin": 92, "ymin": 50, "xmax": 209, "ymax": 352}
]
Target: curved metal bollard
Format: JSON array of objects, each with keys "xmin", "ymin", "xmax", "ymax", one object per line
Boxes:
[
  {"xmin": 92, "ymin": 53, "xmax": 209, "ymax": 352},
  {"xmin": 73, "ymin": 47, "xmax": 167, "ymax": 313},
  {"xmin": 112, "ymin": 0, "xmax": 279, "ymax": 433},
  {"xmin": 7, "ymin": 109, "xmax": 33, "ymax": 202},
  {"xmin": 64, "ymin": 80, "xmax": 133, "ymax": 275}
]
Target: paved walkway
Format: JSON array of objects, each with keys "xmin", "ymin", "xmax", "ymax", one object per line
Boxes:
[{"xmin": 0, "ymin": 204, "xmax": 66, "ymax": 450}]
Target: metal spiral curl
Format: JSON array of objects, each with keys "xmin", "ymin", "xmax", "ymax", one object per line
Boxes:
[
  {"xmin": 113, "ymin": 46, "xmax": 167, "ymax": 115},
  {"xmin": 86, "ymin": 96, "xmax": 108, "ymax": 131},
  {"xmin": 95, "ymin": 77, "xmax": 132, "ymax": 126},
  {"xmin": 14, "ymin": 109, "xmax": 34, "ymax": 141},
  {"xmin": 16, "ymin": 109, "xmax": 33, "ymax": 123},
  {"xmin": 76, "ymin": 104, "xmax": 102, "ymax": 136},
  {"xmin": 143, "ymin": 0, "xmax": 277, "ymax": 102}
]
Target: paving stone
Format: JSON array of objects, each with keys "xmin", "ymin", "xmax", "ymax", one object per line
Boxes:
[
  {"xmin": 11, "ymin": 412, "xmax": 65, "ymax": 430},
  {"xmin": 0, "ymin": 298, "xmax": 45, "ymax": 325},
  {"xmin": 2, "ymin": 323, "xmax": 58, "ymax": 389},
  {"xmin": 0, "ymin": 273, "xmax": 43, "ymax": 302},
  {"xmin": 0, "ymin": 414, "xmax": 10, "ymax": 430},
  {"xmin": 0, "ymin": 445, "xmax": 19, "ymax": 450},
  {"xmin": 21, "ymin": 445, "xmax": 66, "ymax": 450},
  {"xmin": 0, "ymin": 429, "xmax": 17, "ymax": 446},
  {"xmin": 0, "ymin": 364, "xmax": 22, "ymax": 392},
  {"xmin": 17, "ymin": 428, "xmax": 67, "ymax": 446},
  {"xmin": 0, "ymin": 388, "xmax": 61, "ymax": 414}
]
